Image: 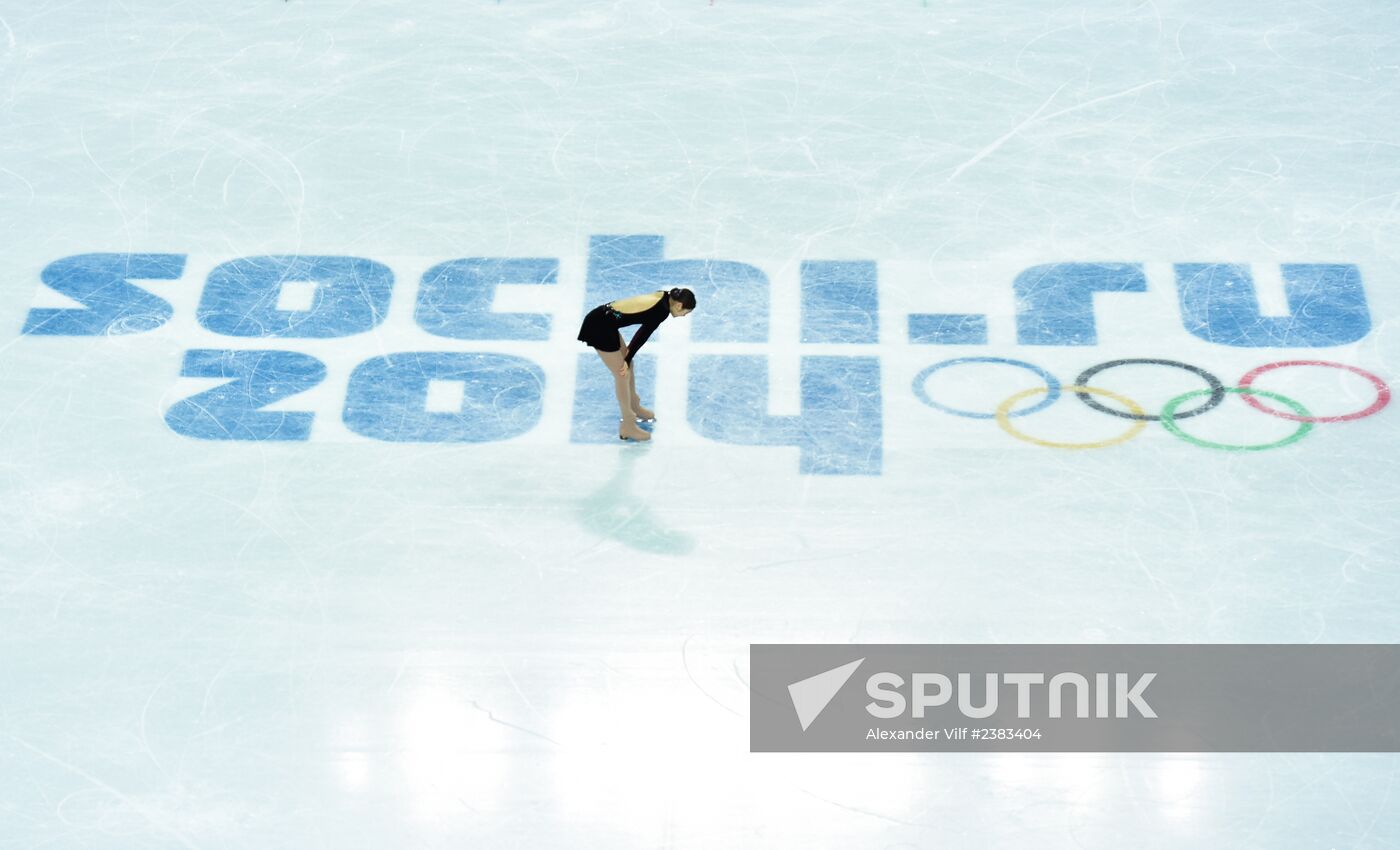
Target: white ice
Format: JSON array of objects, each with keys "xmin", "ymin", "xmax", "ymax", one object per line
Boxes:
[{"xmin": 2, "ymin": 1, "xmax": 1399, "ymax": 848}]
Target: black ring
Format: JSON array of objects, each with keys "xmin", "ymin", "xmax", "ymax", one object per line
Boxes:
[{"xmin": 1074, "ymin": 359, "xmax": 1226, "ymax": 421}]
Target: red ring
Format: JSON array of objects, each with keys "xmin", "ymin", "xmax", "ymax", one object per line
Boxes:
[{"xmin": 1237, "ymin": 360, "xmax": 1391, "ymax": 423}]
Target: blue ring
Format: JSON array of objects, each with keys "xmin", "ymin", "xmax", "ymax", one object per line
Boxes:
[{"xmin": 913, "ymin": 357, "xmax": 1062, "ymax": 419}]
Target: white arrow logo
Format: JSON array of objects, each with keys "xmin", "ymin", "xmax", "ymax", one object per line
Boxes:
[{"xmin": 788, "ymin": 658, "xmax": 865, "ymax": 731}]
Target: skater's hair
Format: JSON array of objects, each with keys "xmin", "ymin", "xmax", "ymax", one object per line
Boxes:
[{"xmin": 668, "ymin": 287, "xmax": 697, "ymax": 310}]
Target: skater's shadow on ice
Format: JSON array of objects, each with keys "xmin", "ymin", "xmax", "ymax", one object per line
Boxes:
[{"xmin": 575, "ymin": 448, "xmax": 695, "ymax": 555}]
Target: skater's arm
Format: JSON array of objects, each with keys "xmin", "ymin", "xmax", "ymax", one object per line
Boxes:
[{"xmin": 625, "ymin": 320, "xmax": 660, "ymax": 363}]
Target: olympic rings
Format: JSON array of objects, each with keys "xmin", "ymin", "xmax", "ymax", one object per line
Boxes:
[
  {"xmin": 1074, "ymin": 359, "xmax": 1225, "ymax": 421},
  {"xmin": 1237, "ymin": 360, "xmax": 1391, "ymax": 423},
  {"xmin": 912, "ymin": 356, "xmax": 1391, "ymax": 451},
  {"xmin": 996, "ymin": 386, "xmax": 1148, "ymax": 449},
  {"xmin": 1161, "ymin": 387, "xmax": 1312, "ymax": 451},
  {"xmin": 912, "ymin": 357, "xmax": 1061, "ymax": 420}
]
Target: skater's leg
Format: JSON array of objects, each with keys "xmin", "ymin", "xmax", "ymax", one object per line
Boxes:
[
  {"xmin": 627, "ymin": 364, "xmax": 654, "ymax": 421},
  {"xmin": 596, "ymin": 338, "xmax": 650, "ymax": 441}
]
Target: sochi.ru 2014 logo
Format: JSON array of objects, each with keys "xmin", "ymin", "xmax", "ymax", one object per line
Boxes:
[{"xmin": 15, "ymin": 238, "xmax": 1392, "ymax": 474}]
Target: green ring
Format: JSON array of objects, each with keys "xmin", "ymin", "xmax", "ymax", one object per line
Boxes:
[{"xmin": 1160, "ymin": 387, "xmax": 1313, "ymax": 451}]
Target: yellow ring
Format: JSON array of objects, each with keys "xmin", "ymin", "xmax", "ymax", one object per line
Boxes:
[{"xmin": 995, "ymin": 385, "xmax": 1148, "ymax": 450}]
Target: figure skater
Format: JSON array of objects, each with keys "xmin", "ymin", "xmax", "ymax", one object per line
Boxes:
[{"xmin": 577, "ymin": 287, "xmax": 696, "ymax": 441}]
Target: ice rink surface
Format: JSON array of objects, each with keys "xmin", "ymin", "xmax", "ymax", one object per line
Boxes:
[{"xmin": 3, "ymin": 1, "xmax": 1400, "ymax": 847}]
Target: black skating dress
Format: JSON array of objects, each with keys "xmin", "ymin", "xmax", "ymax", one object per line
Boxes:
[{"xmin": 577, "ymin": 291, "xmax": 671, "ymax": 363}]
